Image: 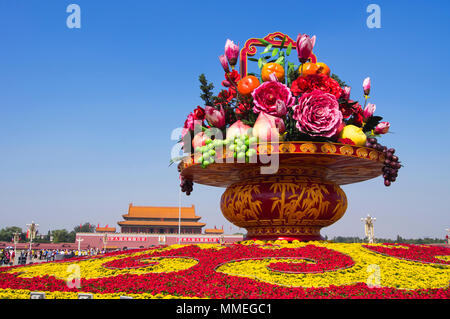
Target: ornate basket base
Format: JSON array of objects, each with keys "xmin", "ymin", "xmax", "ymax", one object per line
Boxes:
[{"xmin": 220, "ymin": 171, "xmax": 348, "ymax": 242}]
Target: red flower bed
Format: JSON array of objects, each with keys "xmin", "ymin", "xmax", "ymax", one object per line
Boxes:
[
  {"xmin": 1, "ymin": 244, "xmax": 449, "ymax": 299},
  {"xmin": 363, "ymin": 244, "xmax": 450, "ymax": 265},
  {"xmin": 266, "ymin": 246, "xmax": 355, "ymax": 273}
]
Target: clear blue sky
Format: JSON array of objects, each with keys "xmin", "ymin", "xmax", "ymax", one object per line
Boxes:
[{"xmin": 0, "ymin": 0, "xmax": 449, "ymax": 239}]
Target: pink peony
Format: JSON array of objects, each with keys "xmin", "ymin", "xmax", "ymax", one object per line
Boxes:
[
  {"xmin": 251, "ymin": 79, "xmax": 295, "ymax": 117},
  {"xmin": 293, "ymin": 89, "xmax": 343, "ymax": 138}
]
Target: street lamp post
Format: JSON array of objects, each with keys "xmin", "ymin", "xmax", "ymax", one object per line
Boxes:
[{"xmin": 361, "ymin": 214, "xmax": 376, "ymax": 244}]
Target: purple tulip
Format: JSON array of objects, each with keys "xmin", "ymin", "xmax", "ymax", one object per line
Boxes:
[
  {"xmin": 363, "ymin": 103, "xmax": 376, "ymax": 119},
  {"xmin": 219, "ymin": 55, "xmax": 230, "ymax": 73},
  {"xmin": 296, "ymin": 33, "xmax": 316, "ymax": 64},
  {"xmin": 225, "ymin": 39, "xmax": 239, "ymax": 67},
  {"xmin": 374, "ymin": 121, "xmax": 390, "ymax": 134},
  {"xmin": 205, "ymin": 105, "xmax": 226, "ymax": 128},
  {"xmin": 363, "ymin": 77, "xmax": 371, "ymax": 96}
]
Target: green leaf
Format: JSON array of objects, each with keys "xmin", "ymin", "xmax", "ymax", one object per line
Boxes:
[
  {"xmin": 262, "ymin": 44, "xmax": 273, "ymax": 54},
  {"xmin": 280, "ymin": 35, "xmax": 286, "ymax": 48},
  {"xmin": 286, "ymin": 42, "xmax": 293, "ymax": 56},
  {"xmin": 258, "ymin": 57, "xmax": 263, "ymax": 69},
  {"xmin": 248, "ymin": 57, "xmax": 259, "ymax": 62},
  {"xmin": 275, "ymin": 56, "xmax": 285, "ymax": 65},
  {"xmin": 272, "ymin": 48, "xmax": 279, "ymax": 57},
  {"xmin": 258, "ymin": 39, "xmax": 270, "ymax": 45}
]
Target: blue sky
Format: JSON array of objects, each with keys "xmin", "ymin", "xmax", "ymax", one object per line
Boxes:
[{"xmin": 0, "ymin": 0, "xmax": 449, "ymax": 239}]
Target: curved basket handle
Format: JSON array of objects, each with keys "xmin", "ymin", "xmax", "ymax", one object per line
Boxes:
[{"xmin": 239, "ymin": 31, "xmax": 317, "ymax": 78}]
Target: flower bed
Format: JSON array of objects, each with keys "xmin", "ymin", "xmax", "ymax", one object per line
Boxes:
[{"xmin": 0, "ymin": 242, "xmax": 449, "ymax": 299}]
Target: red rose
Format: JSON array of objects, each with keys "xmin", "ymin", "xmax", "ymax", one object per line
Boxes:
[{"xmin": 291, "ymin": 74, "xmax": 342, "ymax": 99}]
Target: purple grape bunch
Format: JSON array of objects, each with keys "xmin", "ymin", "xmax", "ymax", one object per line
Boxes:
[
  {"xmin": 180, "ymin": 177, "xmax": 194, "ymax": 196},
  {"xmin": 365, "ymin": 137, "xmax": 402, "ymax": 187}
]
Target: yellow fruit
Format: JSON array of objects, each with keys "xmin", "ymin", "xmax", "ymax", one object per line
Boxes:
[{"xmin": 339, "ymin": 125, "xmax": 367, "ymax": 146}]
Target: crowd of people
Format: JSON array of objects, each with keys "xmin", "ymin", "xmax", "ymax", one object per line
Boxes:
[{"xmin": 0, "ymin": 248, "xmax": 105, "ymax": 266}]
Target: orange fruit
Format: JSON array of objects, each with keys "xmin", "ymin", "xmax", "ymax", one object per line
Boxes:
[
  {"xmin": 299, "ymin": 62, "xmax": 319, "ymax": 77},
  {"xmin": 316, "ymin": 62, "xmax": 331, "ymax": 76},
  {"xmin": 237, "ymin": 75, "xmax": 261, "ymax": 96},
  {"xmin": 261, "ymin": 62, "xmax": 285, "ymax": 82}
]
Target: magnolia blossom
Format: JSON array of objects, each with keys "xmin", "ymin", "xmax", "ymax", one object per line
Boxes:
[
  {"xmin": 205, "ymin": 105, "xmax": 226, "ymax": 128},
  {"xmin": 296, "ymin": 33, "xmax": 316, "ymax": 63},
  {"xmin": 252, "ymin": 112, "xmax": 285, "ymax": 142},
  {"xmin": 363, "ymin": 77, "xmax": 371, "ymax": 96},
  {"xmin": 226, "ymin": 120, "xmax": 251, "ymax": 139},
  {"xmin": 225, "ymin": 39, "xmax": 239, "ymax": 66},
  {"xmin": 342, "ymin": 86, "xmax": 351, "ymax": 100},
  {"xmin": 219, "ymin": 55, "xmax": 230, "ymax": 73},
  {"xmin": 374, "ymin": 121, "xmax": 390, "ymax": 134},
  {"xmin": 363, "ymin": 103, "xmax": 376, "ymax": 119}
]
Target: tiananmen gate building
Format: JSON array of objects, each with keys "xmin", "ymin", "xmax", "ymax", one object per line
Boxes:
[
  {"xmin": 75, "ymin": 203, "xmax": 243, "ymax": 250},
  {"xmin": 118, "ymin": 203, "xmax": 205, "ymax": 234}
]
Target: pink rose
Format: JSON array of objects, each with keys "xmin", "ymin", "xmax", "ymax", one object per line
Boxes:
[
  {"xmin": 293, "ymin": 90, "xmax": 343, "ymax": 137},
  {"xmin": 251, "ymin": 80, "xmax": 295, "ymax": 117}
]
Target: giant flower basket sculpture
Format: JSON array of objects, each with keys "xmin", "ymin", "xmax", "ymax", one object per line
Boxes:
[{"xmin": 176, "ymin": 32, "xmax": 401, "ymax": 241}]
